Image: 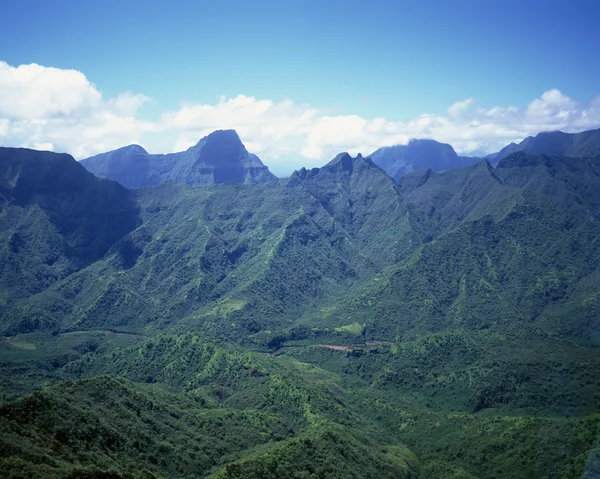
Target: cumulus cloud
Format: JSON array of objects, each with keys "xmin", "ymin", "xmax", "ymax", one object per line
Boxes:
[
  {"xmin": 1, "ymin": 61, "xmax": 600, "ymax": 174},
  {"xmin": 158, "ymin": 89, "xmax": 600, "ymax": 166},
  {"xmin": 108, "ymin": 92, "xmax": 151, "ymax": 116},
  {"xmin": 0, "ymin": 118, "xmax": 8, "ymax": 137},
  {"xmin": 161, "ymin": 95, "xmax": 318, "ymax": 162},
  {"xmin": 447, "ymin": 98, "xmax": 474, "ymax": 118},
  {"xmin": 0, "ymin": 62, "xmax": 101, "ymax": 119},
  {"xmin": 0, "ymin": 61, "xmax": 155, "ymax": 157}
]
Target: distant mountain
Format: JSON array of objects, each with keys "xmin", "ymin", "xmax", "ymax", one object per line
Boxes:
[
  {"xmin": 81, "ymin": 129, "xmax": 277, "ymax": 188},
  {"xmin": 488, "ymin": 127, "xmax": 600, "ymax": 163},
  {"xmin": 368, "ymin": 139, "xmax": 480, "ymax": 180}
]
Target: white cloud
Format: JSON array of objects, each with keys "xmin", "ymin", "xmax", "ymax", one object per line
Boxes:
[
  {"xmin": 108, "ymin": 92, "xmax": 151, "ymax": 116},
  {"xmin": 0, "ymin": 118, "xmax": 8, "ymax": 137},
  {"xmin": 447, "ymin": 98, "xmax": 474, "ymax": 118},
  {"xmin": 0, "ymin": 61, "xmax": 101, "ymax": 119},
  {"xmin": 0, "ymin": 62, "xmax": 156, "ymax": 157},
  {"xmin": 161, "ymin": 94, "xmax": 318, "ymax": 156},
  {"xmin": 302, "ymin": 115, "xmax": 368, "ymax": 159},
  {"xmin": 1, "ymin": 61, "xmax": 600, "ymax": 175},
  {"xmin": 30, "ymin": 141, "xmax": 54, "ymax": 151}
]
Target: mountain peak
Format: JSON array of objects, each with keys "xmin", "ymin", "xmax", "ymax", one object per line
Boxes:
[
  {"xmin": 324, "ymin": 152, "xmax": 375, "ymax": 173},
  {"xmin": 195, "ymin": 129, "xmax": 242, "ymax": 147},
  {"xmin": 81, "ymin": 129, "xmax": 277, "ymax": 188},
  {"xmin": 117, "ymin": 144, "xmax": 149, "ymax": 155},
  {"xmin": 289, "ymin": 153, "xmax": 383, "ymax": 185}
]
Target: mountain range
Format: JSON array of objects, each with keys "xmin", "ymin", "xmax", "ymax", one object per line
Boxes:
[
  {"xmin": 81, "ymin": 127, "xmax": 600, "ymax": 191},
  {"xmin": 487, "ymin": 127, "xmax": 600, "ymax": 163},
  {"xmin": 81, "ymin": 129, "xmax": 276, "ymax": 188},
  {"xmin": 1, "ymin": 127, "xmax": 600, "ymax": 478}
]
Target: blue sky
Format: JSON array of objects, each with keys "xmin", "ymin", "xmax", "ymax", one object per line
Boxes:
[{"xmin": 1, "ymin": 0, "xmax": 599, "ymax": 175}]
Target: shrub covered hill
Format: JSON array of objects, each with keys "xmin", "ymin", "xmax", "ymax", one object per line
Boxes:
[{"xmin": 1, "ymin": 134, "xmax": 600, "ymax": 478}]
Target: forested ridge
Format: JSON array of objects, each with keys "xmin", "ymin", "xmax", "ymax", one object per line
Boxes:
[{"xmin": 1, "ymin": 131, "xmax": 600, "ymax": 478}]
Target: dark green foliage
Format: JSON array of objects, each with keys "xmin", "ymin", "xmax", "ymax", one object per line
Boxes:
[
  {"xmin": 391, "ymin": 411, "xmax": 600, "ymax": 479},
  {"xmin": 211, "ymin": 424, "xmax": 417, "ymax": 478},
  {"xmin": 63, "ymin": 334, "xmax": 372, "ymax": 430},
  {"xmin": 0, "ymin": 375, "xmax": 292, "ymax": 478},
  {"xmin": 285, "ymin": 330, "xmax": 600, "ymax": 415},
  {"xmin": 1, "ymin": 152, "xmax": 418, "ymax": 338},
  {"xmin": 0, "ymin": 331, "xmax": 148, "ymax": 400},
  {"xmin": 330, "ymin": 155, "xmax": 600, "ymax": 343}
]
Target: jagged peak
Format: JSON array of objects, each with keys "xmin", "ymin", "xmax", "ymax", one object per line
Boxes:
[
  {"xmin": 289, "ymin": 153, "xmax": 386, "ymax": 185},
  {"xmin": 289, "ymin": 166, "xmax": 321, "ymax": 182},
  {"xmin": 323, "ymin": 152, "xmax": 377, "ymax": 172}
]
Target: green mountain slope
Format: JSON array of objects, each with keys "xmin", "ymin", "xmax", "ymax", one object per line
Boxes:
[
  {"xmin": 3, "ymin": 332, "xmax": 596, "ymax": 479},
  {"xmin": 1, "ymin": 335, "xmax": 422, "ymax": 479},
  {"xmin": 1, "ymin": 152, "xmax": 421, "ymax": 339},
  {"xmin": 0, "ymin": 148, "xmax": 140, "ymax": 330},
  {"xmin": 210, "ymin": 424, "xmax": 417, "ymax": 479},
  {"xmin": 1, "ymin": 146, "xmax": 600, "ymax": 478},
  {"xmin": 0, "ymin": 375, "xmax": 292, "ymax": 478}
]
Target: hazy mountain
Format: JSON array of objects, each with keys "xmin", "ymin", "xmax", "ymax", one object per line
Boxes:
[
  {"xmin": 368, "ymin": 139, "xmax": 480, "ymax": 180},
  {"xmin": 489, "ymin": 127, "xmax": 600, "ymax": 163},
  {"xmin": 81, "ymin": 129, "xmax": 277, "ymax": 188}
]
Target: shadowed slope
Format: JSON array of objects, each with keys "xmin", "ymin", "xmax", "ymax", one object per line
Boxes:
[{"xmin": 0, "ymin": 148, "xmax": 140, "ymax": 311}]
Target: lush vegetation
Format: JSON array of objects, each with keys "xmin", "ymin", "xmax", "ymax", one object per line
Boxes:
[{"xmin": 1, "ymin": 142, "xmax": 600, "ymax": 478}]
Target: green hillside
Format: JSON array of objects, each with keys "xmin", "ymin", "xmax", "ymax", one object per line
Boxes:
[{"xmin": 1, "ymin": 146, "xmax": 599, "ymax": 478}]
